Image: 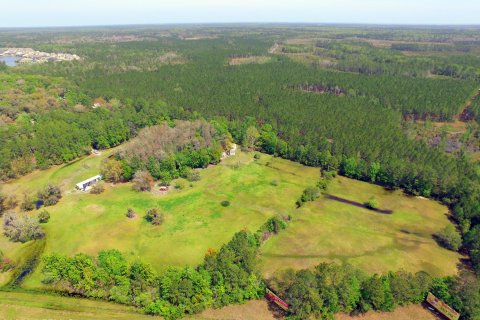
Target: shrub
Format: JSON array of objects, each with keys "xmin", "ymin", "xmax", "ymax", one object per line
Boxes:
[
  {"xmin": 270, "ymin": 180, "xmax": 279, "ymax": 186},
  {"xmin": 90, "ymin": 182, "xmax": 105, "ymax": 194},
  {"xmin": 132, "ymin": 170, "xmax": 154, "ymax": 192},
  {"xmin": 20, "ymin": 193, "xmax": 35, "ymax": 211},
  {"xmin": 436, "ymin": 224, "xmax": 462, "ymax": 251},
  {"xmin": 3, "ymin": 211, "xmax": 45, "ymax": 242},
  {"xmin": 38, "ymin": 210, "xmax": 50, "ymax": 223},
  {"xmin": 126, "ymin": 208, "xmax": 136, "ymax": 219},
  {"xmin": 0, "ymin": 250, "xmax": 15, "ymax": 272},
  {"xmin": 5, "ymin": 195, "xmax": 18, "ymax": 210},
  {"xmin": 0, "ymin": 194, "xmax": 5, "ymax": 217},
  {"xmin": 254, "ymin": 153, "xmax": 261, "ymax": 160},
  {"xmin": 38, "ymin": 185, "xmax": 62, "ymax": 207},
  {"xmin": 317, "ymin": 179, "xmax": 330, "ymax": 191},
  {"xmin": 174, "ymin": 181, "xmax": 185, "ymax": 190},
  {"xmin": 186, "ymin": 170, "xmax": 201, "ymax": 182},
  {"xmin": 364, "ymin": 197, "xmax": 379, "ymax": 210},
  {"xmin": 296, "ymin": 187, "xmax": 320, "ymax": 207},
  {"xmin": 101, "ymin": 158, "xmax": 124, "ymax": 182},
  {"xmin": 221, "ymin": 200, "xmax": 230, "ymax": 207},
  {"xmin": 145, "ymin": 208, "xmax": 164, "ymax": 225},
  {"xmin": 322, "ymin": 170, "xmax": 337, "ymax": 180}
]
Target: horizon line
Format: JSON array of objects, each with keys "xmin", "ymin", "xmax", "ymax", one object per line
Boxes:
[{"xmin": 1, "ymin": 21, "xmax": 480, "ymax": 30}]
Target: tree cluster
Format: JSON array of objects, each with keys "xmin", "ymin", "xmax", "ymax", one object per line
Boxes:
[
  {"xmin": 3, "ymin": 211, "xmax": 45, "ymax": 243},
  {"xmin": 42, "ymin": 231, "xmax": 263, "ymax": 320}
]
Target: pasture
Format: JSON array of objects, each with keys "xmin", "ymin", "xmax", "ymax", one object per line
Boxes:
[
  {"xmin": 259, "ymin": 176, "xmax": 462, "ymax": 278},
  {"xmin": 12, "ymin": 150, "xmax": 318, "ymax": 288},
  {"xmin": 1, "ymin": 148, "xmax": 460, "ymax": 289}
]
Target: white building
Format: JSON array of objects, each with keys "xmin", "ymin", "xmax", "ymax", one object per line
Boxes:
[{"xmin": 76, "ymin": 175, "xmax": 102, "ymax": 191}]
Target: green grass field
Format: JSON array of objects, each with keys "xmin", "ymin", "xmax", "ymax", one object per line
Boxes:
[
  {"xmin": 259, "ymin": 176, "xmax": 462, "ymax": 278},
  {"xmin": 1, "ymin": 147, "xmax": 460, "ymax": 290},
  {"xmin": 3, "ymin": 149, "xmax": 318, "ymax": 288},
  {"xmin": 0, "ymin": 290, "xmax": 154, "ymax": 320}
]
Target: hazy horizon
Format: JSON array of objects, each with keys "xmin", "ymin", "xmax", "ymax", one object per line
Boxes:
[{"xmin": 0, "ymin": 0, "xmax": 479, "ymax": 28}]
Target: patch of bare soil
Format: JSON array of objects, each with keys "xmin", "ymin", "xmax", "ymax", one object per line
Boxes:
[
  {"xmin": 336, "ymin": 304, "xmax": 441, "ymax": 320},
  {"xmin": 198, "ymin": 300, "xmax": 278, "ymax": 320}
]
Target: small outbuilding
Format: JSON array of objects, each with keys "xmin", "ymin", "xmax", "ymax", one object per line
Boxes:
[{"xmin": 76, "ymin": 175, "xmax": 102, "ymax": 191}]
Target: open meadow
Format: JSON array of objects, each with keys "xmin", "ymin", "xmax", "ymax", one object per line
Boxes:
[
  {"xmin": 259, "ymin": 176, "xmax": 462, "ymax": 278},
  {"xmin": 0, "ymin": 146, "xmax": 461, "ymax": 290},
  {"xmin": 2, "ymin": 149, "xmax": 319, "ymax": 288}
]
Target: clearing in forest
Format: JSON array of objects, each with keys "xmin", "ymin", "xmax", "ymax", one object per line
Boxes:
[
  {"xmin": 259, "ymin": 176, "xmax": 462, "ymax": 278},
  {"xmin": 1, "ymin": 149, "xmax": 460, "ymax": 289},
  {"xmin": 228, "ymin": 55, "xmax": 272, "ymax": 65},
  {"xmin": 2, "ymin": 150, "xmax": 318, "ymax": 289}
]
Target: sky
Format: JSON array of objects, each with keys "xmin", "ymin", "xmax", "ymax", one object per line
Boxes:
[{"xmin": 0, "ymin": 0, "xmax": 479, "ymax": 28}]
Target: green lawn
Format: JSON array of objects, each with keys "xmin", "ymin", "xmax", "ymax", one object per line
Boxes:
[
  {"xmin": 1, "ymin": 148, "xmax": 460, "ymax": 290},
  {"xmin": 259, "ymin": 176, "xmax": 462, "ymax": 278},
  {"xmin": 1, "ymin": 147, "xmax": 117, "ymax": 197},
  {"xmin": 13, "ymin": 150, "xmax": 318, "ymax": 288}
]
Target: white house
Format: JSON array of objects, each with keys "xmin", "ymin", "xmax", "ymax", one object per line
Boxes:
[{"xmin": 76, "ymin": 175, "xmax": 102, "ymax": 191}]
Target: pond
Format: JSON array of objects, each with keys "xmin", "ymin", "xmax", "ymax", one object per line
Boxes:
[{"xmin": 0, "ymin": 56, "xmax": 18, "ymax": 67}]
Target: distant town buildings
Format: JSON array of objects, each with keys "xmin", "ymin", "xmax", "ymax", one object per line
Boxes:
[{"xmin": 0, "ymin": 48, "xmax": 80, "ymax": 64}]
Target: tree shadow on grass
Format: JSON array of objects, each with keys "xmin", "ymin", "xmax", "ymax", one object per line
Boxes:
[
  {"xmin": 265, "ymin": 300, "xmax": 288, "ymax": 319},
  {"xmin": 325, "ymin": 194, "xmax": 393, "ymax": 214}
]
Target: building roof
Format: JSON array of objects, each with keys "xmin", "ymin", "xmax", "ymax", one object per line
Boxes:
[{"xmin": 76, "ymin": 175, "xmax": 102, "ymax": 188}]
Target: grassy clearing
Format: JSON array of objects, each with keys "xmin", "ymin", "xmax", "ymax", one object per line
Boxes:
[
  {"xmin": 0, "ymin": 149, "xmax": 117, "ymax": 286},
  {"xmin": 0, "ymin": 290, "xmax": 153, "ymax": 320},
  {"xmin": 1, "ymin": 147, "xmax": 460, "ymax": 290},
  {"xmin": 16, "ymin": 150, "xmax": 317, "ymax": 288},
  {"xmin": 228, "ymin": 56, "xmax": 272, "ymax": 65},
  {"xmin": 1, "ymin": 147, "xmax": 117, "ymax": 197},
  {"xmin": 259, "ymin": 176, "xmax": 462, "ymax": 278}
]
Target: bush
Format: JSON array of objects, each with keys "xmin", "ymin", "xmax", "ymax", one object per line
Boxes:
[
  {"xmin": 126, "ymin": 208, "xmax": 136, "ymax": 219},
  {"xmin": 296, "ymin": 187, "xmax": 320, "ymax": 207},
  {"xmin": 145, "ymin": 208, "xmax": 164, "ymax": 225},
  {"xmin": 132, "ymin": 170, "xmax": 154, "ymax": 192},
  {"xmin": 20, "ymin": 193, "xmax": 35, "ymax": 211},
  {"xmin": 38, "ymin": 210, "xmax": 50, "ymax": 223},
  {"xmin": 364, "ymin": 197, "xmax": 379, "ymax": 210},
  {"xmin": 221, "ymin": 200, "xmax": 230, "ymax": 207},
  {"xmin": 90, "ymin": 182, "xmax": 105, "ymax": 194},
  {"xmin": 254, "ymin": 153, "xmax": 261, "ymax": 160},
  {"xmin": 270, "ymin": 180, "xmax": 279, "ymax": 186},
  {"xmin": 436, "ymin": 224, "xmax": 462, "ymax": 251},
  {"xmin": 0, "ymin": 250, "xmax": 15, "ymax": 272},
  {"xmin": 4, "ymin": 195, "xmax": 18, "ymax": 210},
  {"xmin": 174, "ymin": 181, "xmax": 185, "ymax": 190},
  {"xmin": 317, "ymin": 179, "xmax": 330, "ymax": 192},
  {"xmin": 38, "ymin": 185, "xmax": 62, "ymax": 207},
  {"xmin": 101, "ymin": 158, "xmax": 124, "ymax": 182},
  {"xmin": 186, "ymin": 170, "xmax": 201, "ymax": 182},
  {"xmin": 3, "ymin": 211, "xmax": 45, "ymax": 242}
]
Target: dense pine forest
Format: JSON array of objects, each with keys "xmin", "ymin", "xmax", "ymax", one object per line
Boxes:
[{"xmin": 1, "ymin": 25, "xmax": 480, "ymax": 319}]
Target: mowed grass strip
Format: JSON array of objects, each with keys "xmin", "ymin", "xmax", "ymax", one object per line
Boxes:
[
  {"xmin": 259, "ymin": 176, "xmax": 462, "ymax": 278},
  {"xmin": 0, "ymin": 290, "xmax": 153, "ymax": 320}
]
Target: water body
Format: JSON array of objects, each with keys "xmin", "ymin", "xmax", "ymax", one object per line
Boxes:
[{"xmin": 0, "ymin": 56, "xmax": 18, "ymax": 67}]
